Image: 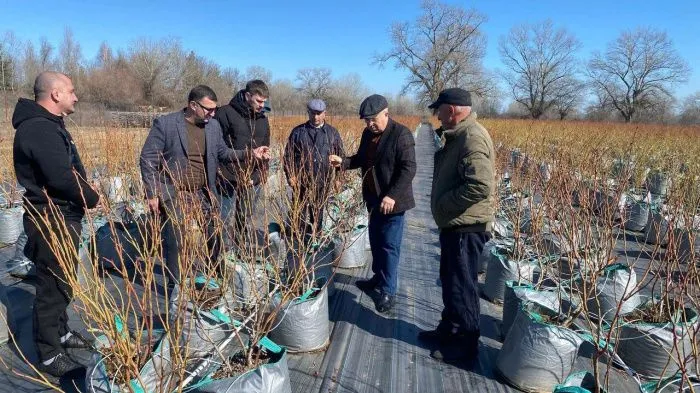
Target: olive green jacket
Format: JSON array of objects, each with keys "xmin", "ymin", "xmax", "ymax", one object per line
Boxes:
[{"xmin": 431, "ymin": 112, "xmax": 495, "ymax": 231}]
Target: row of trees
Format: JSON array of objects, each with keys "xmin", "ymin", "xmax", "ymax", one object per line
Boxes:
[
  {"xmin": 1, "ymin": 0, "xmax": 698, "ymax": 123},
  {"xmin": 376, "ymin": 0, "xmax": 697, "ymax": 123},
  {"xmin": 0, "ymin": 30, "xmax": 418, "ymax": 117}
]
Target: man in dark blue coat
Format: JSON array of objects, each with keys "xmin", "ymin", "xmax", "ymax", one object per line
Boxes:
[{"xmin": 283, "ymin": 99, "xmax": 344, "ymax": 241}]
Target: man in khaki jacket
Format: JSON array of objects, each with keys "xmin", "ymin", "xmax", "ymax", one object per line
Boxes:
[{"xmin": 419, "ymin": 88, "xmax": 495, "ymax": 367}]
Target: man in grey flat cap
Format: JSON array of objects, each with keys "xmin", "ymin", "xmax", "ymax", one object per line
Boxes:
[
  {"xmin": 284, "ymin": 98, "xmax": 345, "ymax": 242},
  {"xmin": 419, "ymin": 87, "xmax": 495, "ymax": 367},
  {"xmin": 330, "ymin": 94, "xmax": 416, "ymax": 313}
]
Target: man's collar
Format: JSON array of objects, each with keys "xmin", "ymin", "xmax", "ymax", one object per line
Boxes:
[{"xmin": 308, "ymin": 121, "xmax": 325, "ymax": 129}]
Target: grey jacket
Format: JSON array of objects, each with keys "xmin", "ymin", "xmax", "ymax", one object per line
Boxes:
[{"xmin": 139, "ymin": 111, "xmax": 246, "ymax": 201}]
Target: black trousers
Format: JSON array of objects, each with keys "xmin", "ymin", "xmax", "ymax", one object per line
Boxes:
[
  {"xmin": 295, "ymin": 186, "xmax": 327, "ymax": 241},
  {"xmin": 24, "ymin": 214, "xmax": 81, "ymax": 361},
  {"xmin": 161, "ymin": 189, "xmax": 221, "ymax": 287},
  {"xmin": 438, "ymin": 230, "xmax": 491, "ymax": 337}
]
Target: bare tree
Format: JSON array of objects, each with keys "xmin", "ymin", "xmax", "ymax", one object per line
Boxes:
[
  {"xmin": 328, "ymin": 73, "xmax": 368, "ymax": 115},
  {"xmin": 678, "ymin": 92, "xmax": 700, "ymax": 124},
  {"xmin": 221, "ymin": 66, "xmax": 244, "ymax": 97},
  {"xmin": 269, "ymin": 78, "xmax": 304, "ymax": 115},
  {"xmin": 386, "ymin": 93, "xmax": 419, "ymax": 116},
  {"xmin": 472, "ymin": 86, "xmax": 504, "ymax": 118},
  {"xmin": 374, "ymin": 0, "xmax": 491, "ymax": 104},
  {"xmin": 587, "ymin": 28, "xmax": 690, "ymax": 122},
  {"xmin": 551, "ymin": 76, "xmax": 586, "ymax": 120},
  {"xmin": 127, "ymin": 37, "xmax": 185, "ymax": 106},
  {"xmin": 59, "ymin": 28, "xmax": 83, "ymax": 79},
  {"xmin": 38, "ymin": 37, "xmax": 55, "ymax": 70},
  {"xmin": 0, "ymin": 31, "xmax": 21, "ymax": 92},
  {"xmin": 296, "ymin": 67, "xmax": 333, "ymax": 101},
  {"xmin": 499, "ymin": 20, "xmax": 582, "ymax": 119},
  {"xmin": 94, "ymin": 41, "xmax": 114, "ymax": 69},
  {"xmin": 1, "ymin": 31, "xmax": 21, "ymax": 120},
  {"xmin": 244, "ymin": 65, "xmax": 272, "ymax": 84}
]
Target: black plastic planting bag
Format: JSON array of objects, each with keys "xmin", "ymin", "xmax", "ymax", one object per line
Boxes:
[
  {"xmin": 617, "ymin": 305, "xmax": 698, "ymax": 379},
  {"xmin": 496, "ymin": 301, "xmax": 584, "ymax": 392},
  {"xmin": 94, "ymin": 217, "xmax": 149, "ymax": 271},
  {"xmin": 269, "ymin": 278, "xmax": 330, "ymax": 353},
  {"xmin": 193, "ymin": 337, "xmax": 292, "ymax": 393}
]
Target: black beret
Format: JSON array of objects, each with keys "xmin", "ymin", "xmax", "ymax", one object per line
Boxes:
[
  {"xmin": 428, "ymin": 88, "xmax": 472, "ymax": 109},
  {"xmin": 359, "ymin": 94, "xmax": 389, "ymax": 119}
]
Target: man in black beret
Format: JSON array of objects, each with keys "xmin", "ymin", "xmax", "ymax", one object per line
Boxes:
[
  {"xmin": 330, "ymin": 94, "xmax": 416, "ymax": 313},
  {"xmin": 419, "ymin": 87, "xmax": 495, "ymax": 367}
]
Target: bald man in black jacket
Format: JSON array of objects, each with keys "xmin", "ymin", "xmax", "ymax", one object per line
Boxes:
[{"xmin": 13, "ymin": 71, "xmax": 99, "ymax": 377}]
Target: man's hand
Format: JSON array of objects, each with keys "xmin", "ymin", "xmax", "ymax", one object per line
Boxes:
[
  {"xmin": 147, "ymin": 197, "xmax": 159, "ymax": 213},
  {"xmin": 253, "ymin": 146, "xmax": 271, "ymax": 160},
  {"xmin": 329, "ymin": 155, "xmax": 342, "ymax": 167},
  {"xmin": 380, "ymin": 196, "xmax": 395, "ymax": 215},
  {"xmin": 288, "ymin": 176, "xmax": 298, "ymax": 188},
  {"xmin": 334, "ymin": 179, "xmax": 342, "ymax": 193}
]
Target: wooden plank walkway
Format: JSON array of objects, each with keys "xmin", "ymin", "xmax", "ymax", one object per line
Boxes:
[{"xmin": 0, "ymin": 123, "xmax": 647, "ymax": 392}]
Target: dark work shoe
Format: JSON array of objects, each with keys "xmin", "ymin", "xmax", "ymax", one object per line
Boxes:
[
  {"xmin": 430, "ymin": 336, "xmax": 479, "ymax": 366},
  {"xmin": 355, "ymin": 278, "xmax": 378, "ymax": 293},
  {"xmin": 418, "ymin": 328, "xmax": 456, "ymax": 344},
  {"xmin": 375, "ymin": 292, "xmax": 396, "ymax": 313},
  {"xmin": 36, "ymin": 353, "xmax": 84, "ymax": 377},
  {"xmin": 62, "ymin": 331, "xmax": 94, "ymax": 350}
]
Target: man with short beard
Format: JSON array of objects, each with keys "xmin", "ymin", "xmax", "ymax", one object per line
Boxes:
[
  {"xmin": 140, "ymin": 85, "xmax": 270, "ymax": 291},
  {"xmin": 13, "ymin": 71, "xmax": 99, "ymax": 376},
  {"xmin": 214, "ymin": 80, "xmax": 271, "ymax": 245}
]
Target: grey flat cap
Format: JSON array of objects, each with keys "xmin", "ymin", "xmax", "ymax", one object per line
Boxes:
[{"xmin": 307, "ymin": 98, "xmax": 326, "ymax": 112}]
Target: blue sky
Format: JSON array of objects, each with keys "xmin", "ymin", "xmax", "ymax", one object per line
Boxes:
[{"xmin": 1, "ymin": 0, "xmax": 698, "ymax": 101}]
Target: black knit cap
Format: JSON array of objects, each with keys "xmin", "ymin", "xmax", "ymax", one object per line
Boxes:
[
  {"xmin": 428, "ymin": 88, "xmax": 472, "ymax": 109},
  {"xmin": 358, "ymin": 94, "xmax": 389, "ymax": 119}
]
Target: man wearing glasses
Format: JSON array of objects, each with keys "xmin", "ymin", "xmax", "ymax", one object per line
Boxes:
[
  {"xmin": 214, "ymin": 79, "xmax": 271, "ymax": 248},
  {"xmin": 140, "ymin": 85, "xmax": 270, "ymax": 291},
  {"xmin": 329, "ymin": 94, "xmax": 416, "ymax": 313}
]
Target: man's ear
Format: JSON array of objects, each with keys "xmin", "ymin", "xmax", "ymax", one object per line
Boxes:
[{"xmin": 51, "ymin": 88, "xmax": 60, "ymax": 103}]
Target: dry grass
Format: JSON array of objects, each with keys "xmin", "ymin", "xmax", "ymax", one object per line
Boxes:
[{"xmin": 0, "ymin": 115, "xmax": 423, "ymax": 188}]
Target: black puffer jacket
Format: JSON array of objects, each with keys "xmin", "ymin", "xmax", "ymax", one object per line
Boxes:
[
  {"xmin": 12, "ymin": 98, "xmax": 99, "ymax": 219},
  {"xmin": 214, "ymin": 90, "xmax": 271, "ymax": 190}
]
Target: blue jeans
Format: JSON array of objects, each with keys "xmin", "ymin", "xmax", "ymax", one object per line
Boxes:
[{"xmin": 368, "ymin": 210, "xmax": 406, "ymax": 296}]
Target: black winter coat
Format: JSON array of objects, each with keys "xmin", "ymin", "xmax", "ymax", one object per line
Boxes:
[
  {"xmin": 343, "ymin": 119, "xmax": 416, "ymax": 213},
  {"xmin": 283, "ymin": 122, "xmax": 345, "ymax": 188},
  {"xmin": 214, "ymin": 90, "xmax": 270, "ymax": 190},
  {"xmin": 12, "ymin": 98, "xmax": 99, "ymax": 220}
]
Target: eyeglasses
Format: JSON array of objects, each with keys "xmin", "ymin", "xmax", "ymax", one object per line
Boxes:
[{"xmin": 194, "ymin": 101, "xmax": 217, "ymax": 114}]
